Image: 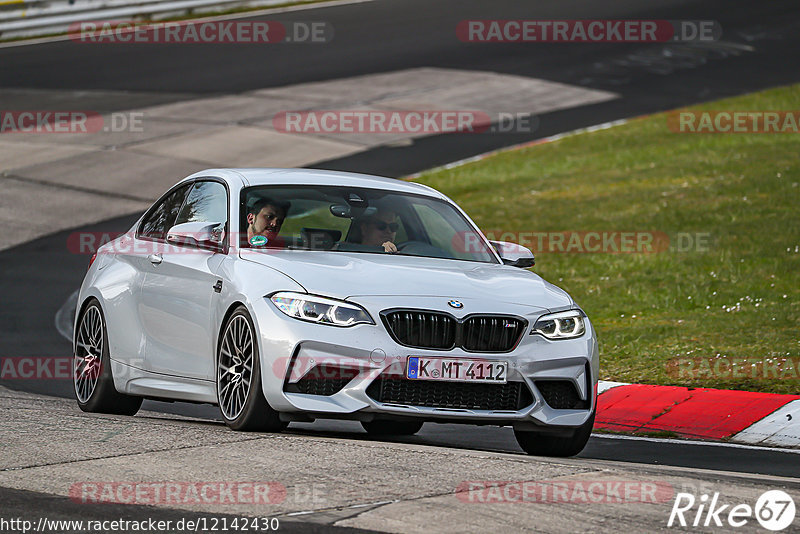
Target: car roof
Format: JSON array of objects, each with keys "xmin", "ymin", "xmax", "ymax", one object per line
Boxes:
[{"xmin": 183, "ymin": 168, "xmax": 446, "ymax": 200}]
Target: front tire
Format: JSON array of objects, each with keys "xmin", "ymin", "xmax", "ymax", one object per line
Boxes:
[
  {"xmin": 74, "ymin": 299, "xmax": 142, "ymax": 416},
  {"xmin": 362, "ymin": 420, "xmax": 423, "ymax": 436},
  {"xmin": 514, "ymin": 410, "xmax": 595, "ymax": 457},
  {"xmin": 217, "ymin": 306, "xmax": 284, "ymax": 432}
]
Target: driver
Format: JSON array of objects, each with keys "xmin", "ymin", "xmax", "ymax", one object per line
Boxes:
[
  {"xmin": 357, "ymin": 210, "xmax": 399, "ymax": 253},
  {"xmin": 246, "ymin": 198, "xmax": 290, "ymax": 245}
]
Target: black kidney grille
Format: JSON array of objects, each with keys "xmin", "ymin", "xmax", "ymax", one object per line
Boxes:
[
  {"xmin": 383, "ymin": 311, "xmax": 456, "ymax": 349},
  {"xmin": 383, "ymin": 311, "xmax": 525, "ymax": 353},
  {"xmin": 366, "ymin": 376, "xmax": 533, "ymax": 411},
  {"xmin": 535, "ymin": 380, "xmax": 588, "ymax": 409},
  {"xmin": 462, "ymin": 316, "xmax": 526, "ymax": 352}
]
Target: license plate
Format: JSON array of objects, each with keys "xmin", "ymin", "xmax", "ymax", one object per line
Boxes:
[{"xmin": 406, "ymin": 357, "xmax": 507, "ymax": 384}]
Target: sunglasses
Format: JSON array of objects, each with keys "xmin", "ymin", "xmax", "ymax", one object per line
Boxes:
[{"xmin": 370, "ymin": 220, "xmax": 399, "ymax": 232}]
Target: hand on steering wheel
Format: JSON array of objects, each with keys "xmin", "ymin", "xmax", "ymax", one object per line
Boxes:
[{"xmin": 381, "ymin": 241, "xmax": 398, "ymax": 253}]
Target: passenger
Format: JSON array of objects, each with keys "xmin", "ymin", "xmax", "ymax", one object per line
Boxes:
[
  {"xmin": 246, "ymin": 198, "xmax": 290, "ymax": 245},
  {"xmin": 351, "ymin": 210, "xmax": 399, "ymax": 253}
]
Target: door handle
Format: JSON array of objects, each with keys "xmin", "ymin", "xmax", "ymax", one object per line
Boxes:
[{"xmin": 148, "ymin": 253, "xmax": 163, "ymax": 265}]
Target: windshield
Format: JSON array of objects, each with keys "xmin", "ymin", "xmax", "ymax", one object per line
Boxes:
[{"xmin": 240, "ymin": 185, "xmax": 498, "ymax": 264}]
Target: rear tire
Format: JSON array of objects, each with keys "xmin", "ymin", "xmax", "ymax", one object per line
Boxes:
[
  {"xmin": 514, "ymin": 410, "xmax": 595, "ymax": 457},
  {"xmin": 217, "ymin": 306, "xmax": 284, "ymax": 432},
  {"xmin": 362, "ymin": 420, "xmax": 423, "ymax": 436},
  {"xmin": 74, "ymin": 299, "xmax": 142, "ymax": 416}
]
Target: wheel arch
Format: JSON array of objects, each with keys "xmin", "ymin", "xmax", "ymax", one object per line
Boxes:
[
  {"xmin": 215, "ymin": 301, "xmax": 250, "ymax": 361},
  {"xmin": 73, "ymin": 293, "xmax": 103, "ymax": 352}
]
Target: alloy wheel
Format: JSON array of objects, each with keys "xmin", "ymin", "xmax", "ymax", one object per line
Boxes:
[
  {"xmin": 218, "ymin": 315, "xmax": 254, "ymax": 420},
  {"xmin": 74, "ymin": 305, "xmax": 103, "ymax": 403}
]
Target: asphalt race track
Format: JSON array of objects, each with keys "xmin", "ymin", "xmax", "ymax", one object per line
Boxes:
[{"xmin": 2, "ymin": 0, "xmax": 800, "ymax": 529}]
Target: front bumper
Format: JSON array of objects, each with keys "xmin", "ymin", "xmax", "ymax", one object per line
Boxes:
[{"xmin": 251, "ymin": 295, "xmax": 598, "ymax": 429}]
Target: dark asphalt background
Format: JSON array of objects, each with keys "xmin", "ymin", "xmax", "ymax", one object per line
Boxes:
[{"xmin": 2, "ymin": 0, "xmax": 800, "ymax": 481}]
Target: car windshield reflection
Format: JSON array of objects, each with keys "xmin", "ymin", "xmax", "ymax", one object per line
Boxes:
[{"xmin": 241, "ymin": 185, "xmax": 498, "ymax": 264}]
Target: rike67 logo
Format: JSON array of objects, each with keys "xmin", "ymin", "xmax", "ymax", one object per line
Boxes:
[{"xmin": 668, "ymin": 490, "xmax": 796, "ymax": 531}]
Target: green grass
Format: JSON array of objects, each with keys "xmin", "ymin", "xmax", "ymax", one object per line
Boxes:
[{"xmin": 414, "ymin": 84, "xmax": 800, "ymax": 394}]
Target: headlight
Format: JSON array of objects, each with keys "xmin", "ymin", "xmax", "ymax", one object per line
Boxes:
[
  {"xmin": 532, "ymin": 310, "xmax": 585, "ymax": 340},
  {"xmin": 269, "ymin": 292, "xmax": 374, "ymax": 327}
]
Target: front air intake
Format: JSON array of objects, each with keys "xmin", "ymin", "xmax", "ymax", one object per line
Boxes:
[
  {"xmin": 366, "ymin": 374, "xmax": 534, "ymax": 411},
  {"xmin": 535, "ymin": 380, "xmax": 588, "ymax": 409},
  {"xmin": 283, "ymin": 365, "xmax": 359, "ymax": 396}
]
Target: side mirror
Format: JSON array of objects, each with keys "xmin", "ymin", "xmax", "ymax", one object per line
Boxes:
[
  {"xmin": 490, "ymin": 240, "xmax": 535, "ymax": 268},
  {"xmin": 167, "ymin": 221, "xmax": 225, "ymax": 252},
  {"xmin": 330, "ymin": 204, "xmax": 351, "ymax": 218}
]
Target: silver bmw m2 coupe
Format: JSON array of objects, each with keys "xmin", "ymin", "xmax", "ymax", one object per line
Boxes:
[{"xmin": 74, "ymin": 168, "xmax": 598, "ymax": 456}]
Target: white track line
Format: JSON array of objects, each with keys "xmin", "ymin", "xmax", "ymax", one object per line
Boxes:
[
  {"xmin": 592, "ymin": 432, "xmax": 800, "ymax": 454},
  {"xmin": 405, "ymin": 118, "xmax": 633, "ymax": 180},
  {"xmin": 597, "ymin": 380, "xmax": 629, "ymax": 395},
  {"xmin": 732, "ymin": 400, "xmax": 800, "ymax": 448}
]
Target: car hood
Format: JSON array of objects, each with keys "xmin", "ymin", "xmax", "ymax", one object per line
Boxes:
[{"xmin": 241, "ymin": 249, "xmax": 573, "ymax": 311}]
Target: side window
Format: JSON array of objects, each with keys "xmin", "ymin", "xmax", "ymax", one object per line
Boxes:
[
  {"xmin": 174, "ymin": 181, "xmax": 228, "ymax": 227},
  {"xmin": 139, "ymin": 184, "xmax": 191, "ymax": 241}
]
